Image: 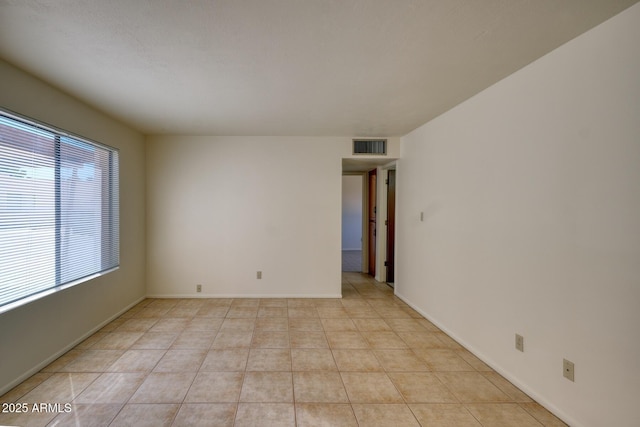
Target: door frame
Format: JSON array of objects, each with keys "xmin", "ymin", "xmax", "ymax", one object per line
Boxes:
[
  {"xmin": 386, "ymin": 168, "xmax": 396, "ymax": 284},
  {"xmin": 341, "ymin": 160, "xmax": 397, "ymax": 283},
  {"xmin": 367, "ymin": 169, "xmax": 377, "ymax": 277},
  {"xmin": 366, "ymin": 162, "xmax": 397, "ymax": 283}
]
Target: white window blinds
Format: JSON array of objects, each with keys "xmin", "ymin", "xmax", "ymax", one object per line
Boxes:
[{"xmin": 0, "ymin": 110, "xmax": 119, "ymax": 312}]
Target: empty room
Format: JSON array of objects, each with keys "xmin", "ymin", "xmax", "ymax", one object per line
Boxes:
[{"xmin": 1, "ymin": 1, "xmax": 639, "ymax": 426}]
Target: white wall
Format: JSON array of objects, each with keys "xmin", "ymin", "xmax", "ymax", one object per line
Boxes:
[
  {"xmin": 342, "ymin": 175, "xmax": 363, "ymax": 250},
  {"xmin": 396, "ymin": 5, "xmax": 640, "ymax": 427},
  {"xmin": 0, "ymin": 60, "xmax": 146, "ymax": 393},
  {"xmin": 147, "ymin": 136, "xmax": 343, "ymax": 297},
  {"xmin": 146, "ymin": 135, "xmax": 399, "ymax": 298}
]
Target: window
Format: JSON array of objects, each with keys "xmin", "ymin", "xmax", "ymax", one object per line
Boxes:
[{"xmin": 0, "ymin": 109, "xmax": 119, "ymax": 312}]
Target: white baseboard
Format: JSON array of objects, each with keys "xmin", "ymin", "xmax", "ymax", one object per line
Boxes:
[
  {"xmin": 0, "ymin": 296, "xmax": 146, "ymax": 396},
  {"xmin": 394, "ymin": 290, "xmax": 580, "ymax": 427}
]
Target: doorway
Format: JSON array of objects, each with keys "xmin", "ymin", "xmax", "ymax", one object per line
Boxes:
[
  {"xmin": 341, "ymin": 175, "xmax": 363, "ymax": 272},
  {"xmin": 341, "ymin": 159, "xmax": 397, "ymax": 284},
  {"xmin": 367, "ymin": 169, "xmax": 377, "ymax": 277},
  {"xmin": 386, "ymin": 169, "xmax": 396, "ymax": 284}
]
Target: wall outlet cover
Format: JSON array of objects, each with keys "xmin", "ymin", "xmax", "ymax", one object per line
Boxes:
[
  {"xmin": 515, "ymin": 334, "xmax": 524, "ymax": 352},
  {"xmin": 563, "ymin": 358, "xmax": 575, "ymax": 382}
]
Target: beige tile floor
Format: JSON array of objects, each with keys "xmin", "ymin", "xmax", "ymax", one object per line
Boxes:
[{"xmin": 0, "ymin": 273, "xmax": 567, "ymax": 427}]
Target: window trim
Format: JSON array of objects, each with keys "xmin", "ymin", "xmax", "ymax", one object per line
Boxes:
[
  {"xmin": 1, "ymin": 108, "xmax": 120, "ymax": 153},
  {"xmin": 0, "ymin": 267, "xmax": 119, "ymax": 314},
  {"xmin": 0, "ymin": 107, "xmax": 120, "ymax": 314}
]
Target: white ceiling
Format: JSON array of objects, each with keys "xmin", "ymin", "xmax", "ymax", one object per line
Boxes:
[{"xmin": 1, "ymin": 0, "xmax": 637, "ymax": 136}]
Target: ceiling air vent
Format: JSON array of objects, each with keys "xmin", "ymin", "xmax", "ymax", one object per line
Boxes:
[{"xmin": 353, "ymin": 139, "xmax": 387, "ymax": 155}]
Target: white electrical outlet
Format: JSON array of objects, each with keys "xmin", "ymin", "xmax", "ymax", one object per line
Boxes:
[
  {"xmin": 257, "ymin": 271, "xmax": 262, "ymax": 279},
  {"xmin": 196, "ymin": 284, "xmax": 202, "ymax": 293},
  {"xmin": 563, "ymin": 359, "xmax": 575, "ymax": 382},
  {"xmin": 515, "ymin": 334, "xmax": 524, "ymax": 352}
]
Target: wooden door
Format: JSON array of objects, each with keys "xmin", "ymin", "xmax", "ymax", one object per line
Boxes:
[
  {"xmin": 386, "ymin": 169, "xmax": 396, "ymax": 283},
  {"xmin": 368, "ymin": 169, "xmax": 377, "ymax": 276}
]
